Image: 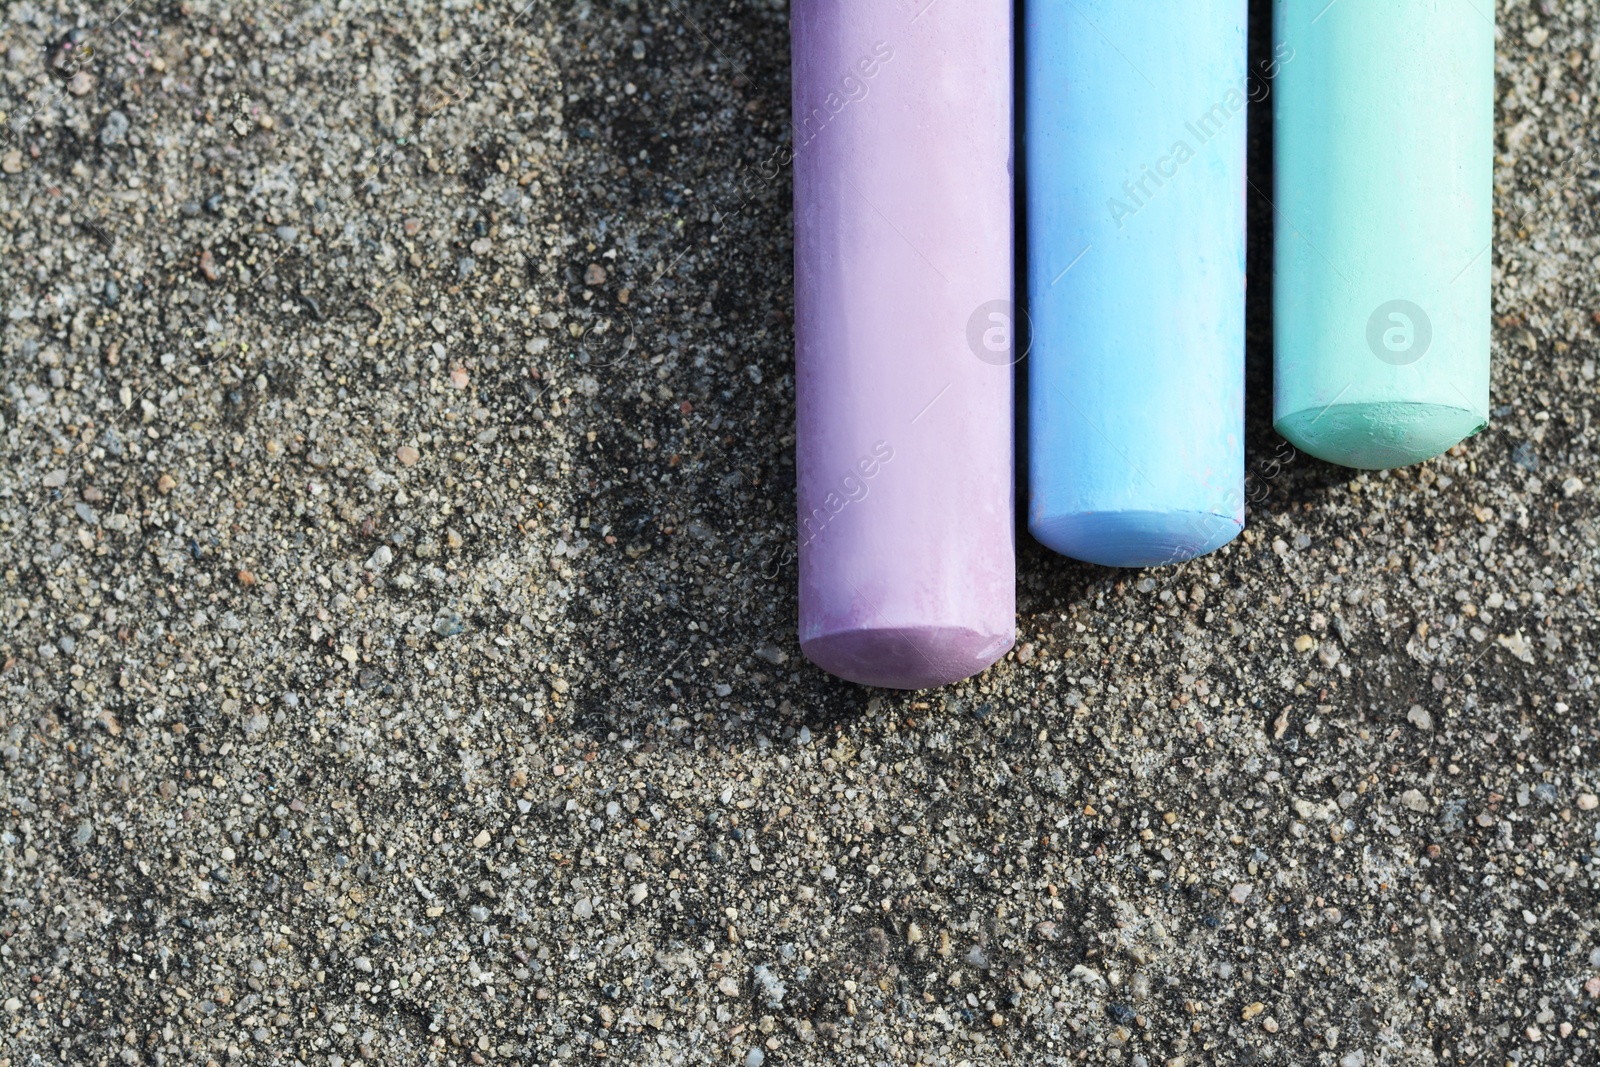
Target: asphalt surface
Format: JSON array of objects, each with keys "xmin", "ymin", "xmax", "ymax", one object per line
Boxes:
[{"xmin": 1, "ymin": 2, "xmax": 1598, "ymax": 1066}]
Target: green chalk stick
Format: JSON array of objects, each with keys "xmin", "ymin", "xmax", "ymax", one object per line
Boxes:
[{"xmin": 1273, "ymin": 1, "xmax": 1494, "ymax": 470}]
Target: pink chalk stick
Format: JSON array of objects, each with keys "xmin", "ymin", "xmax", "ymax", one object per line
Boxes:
[{"xmin": 792, "ymin": 1, "xmax": 1015, "ymax": 689}]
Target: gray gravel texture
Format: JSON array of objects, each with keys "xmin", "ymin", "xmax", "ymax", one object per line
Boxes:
[{"xmin": 1, "ymin": 1, "xmax": 1598, "ymax": 1065}]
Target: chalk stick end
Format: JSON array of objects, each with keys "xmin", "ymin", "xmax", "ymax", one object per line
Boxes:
[
  {"xmin": 802, "ymin": 624, "xmax": 1014, "ymax": 691},
  {"xmin": 1029, "ymin": 509, "xmax": 1243, "ymax": 570},
  {"xmin": 1275, "ymin": 401, "xmax": 1488, "ymax": 471}
]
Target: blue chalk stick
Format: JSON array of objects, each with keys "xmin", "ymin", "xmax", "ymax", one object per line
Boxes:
[{"xmin": 1027, "ymin": 2, "xmax": 1247, "ymax": 568}]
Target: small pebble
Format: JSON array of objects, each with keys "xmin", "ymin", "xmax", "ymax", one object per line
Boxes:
[{"xmin": 100, "ymin": 110, "xmax": 130, "ymax": 146}]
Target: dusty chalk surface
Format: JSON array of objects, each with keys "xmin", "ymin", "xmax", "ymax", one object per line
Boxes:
[{"xmin": 1, "ymin": 2, "xmax": 1599, "ymax": 1065}]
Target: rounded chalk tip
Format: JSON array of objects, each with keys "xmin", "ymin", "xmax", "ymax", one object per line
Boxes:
[
  {"xmin": 802, "ymin": 624, "xmax": 1014, "ymax": 690},
  {"xmin": 1029, "ymin": 509, "xmax": 1242, "ymax": 569},
  {"xmin": 1275, "ymin": 401, "xmax": 1488, "ymax": 471}
]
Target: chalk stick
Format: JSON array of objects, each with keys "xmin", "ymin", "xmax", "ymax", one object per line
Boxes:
[
  {"xmin": 1027, "ymin": 1, "xmax": 1247, "ymax": 567},
  {"xmin": 1273, "ymin": 1, "xmax": 1493, "ymax": 469},
  {"xmin": 793, "ymin": 1, "xmax": 1015, "ymax": 689}
]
